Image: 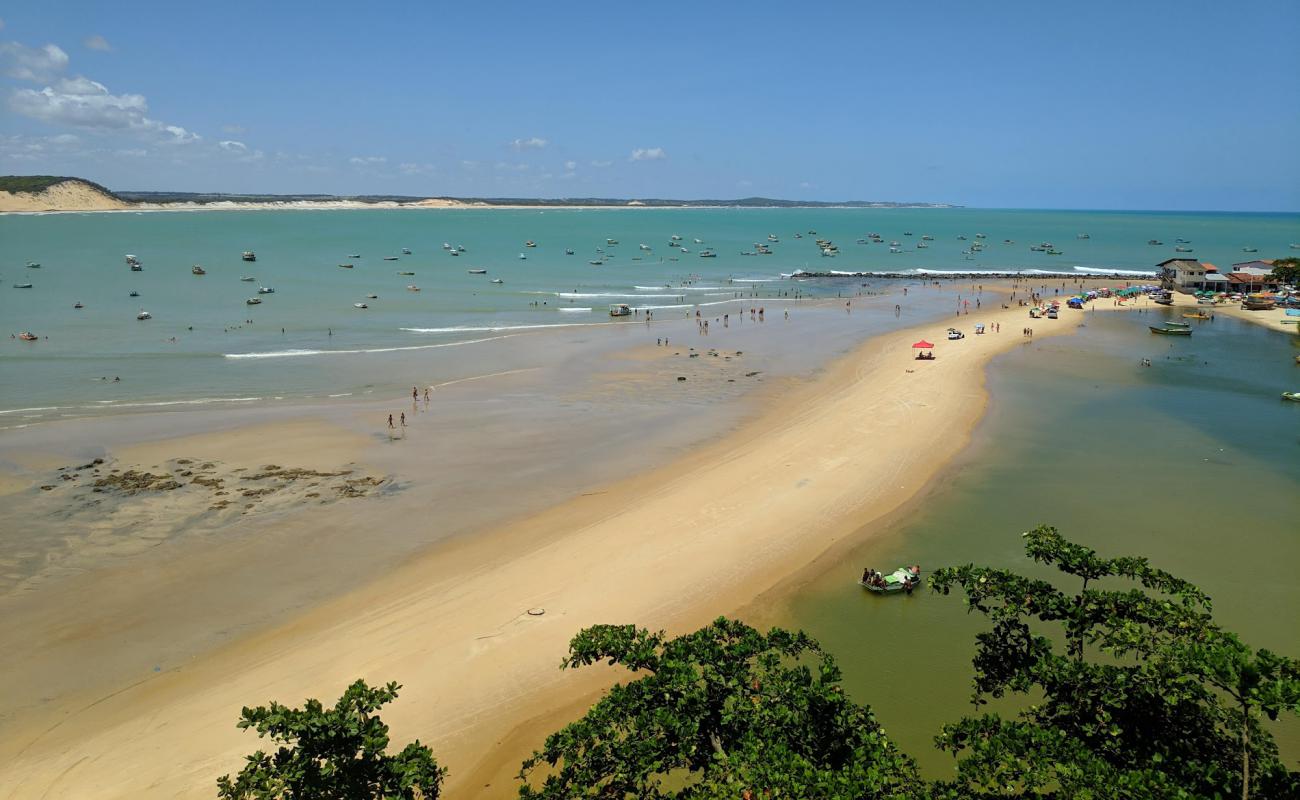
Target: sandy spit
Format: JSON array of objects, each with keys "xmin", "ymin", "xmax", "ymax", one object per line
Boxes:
[{"xmin": 0, "ymin": 299, "xmax": 1102, "ymax": 799}]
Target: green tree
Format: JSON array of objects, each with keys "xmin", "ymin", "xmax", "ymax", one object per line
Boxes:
[
  {"xmin": 517, "ymin": 617, "xmax": 919, "ymax": 799},
  {"xmin": 930, "ymin": 525, "xmax": 1300, "ymax": 799},
  {"xmin": 217, "ymin": 679, "xmax": 445, "ymax": 800},
  {"xmin": 1267, "ymin": 257, "xmax": 1299, "ymax": 286}
]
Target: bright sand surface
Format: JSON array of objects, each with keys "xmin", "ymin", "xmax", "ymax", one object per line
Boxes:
[
  {"xmin": 1168, "ymin": 291, "xmax": 1299, "ymax": 333},
  {"xmin": 0, "ymin": 290, "xmax": 1139, "ymax": 798}
]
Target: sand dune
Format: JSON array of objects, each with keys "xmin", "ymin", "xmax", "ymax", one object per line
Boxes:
[{"xmin": 0, "ymin": 180, "xmax": 130, "ymax": 212}]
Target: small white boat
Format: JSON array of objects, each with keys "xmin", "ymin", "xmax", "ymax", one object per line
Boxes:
[
  {"xmin": 406, "ymin": 285, "xmax": 420, "ymax": 291},
  {"xmin": 519, "ymin": 253, "xmax": 527, "ymax": 260},
  {"xmin": 191, "ymin": 265, "xmax": 206, "ymax": 275},
  {"xmin": 524, "ymin": 241, "xmax": 537, "ymax": 248},
  {"xmin": 13, "ymin": 282, "xmax": 33, "ymax": 289},
  {"xmin": 401, "ymin": 248, "xmax": 412, "ymax": 255},
  {"xmin": 129, "ymin": 290, "xmax": 140, "ymax": 297},
  {"xmin": 367, "ymin": 293, "xmax": 378, "ymax": 299},
  {"xmin": 354, "ymin": 302, "xmax": 368, "ymax": 309},
  {"xmin": 25, "ymin": 262, "xmax": 41, "ymax": 269},
  {"xmin": 240, "ymin": 276, "xmax": 256, "ymax": 282},
  {"xmin": 137, "ymin": 310, "xmax": 152, "ymax": 320},
  {"xmin": 490, "ymin": 278, "xmax": 504, "ymax": 284},
  {"xmin": 242, "ymin": 251, "xmax": 256, "ymax": 262},
  {"xmin": 258, "ymin": 286, "xmax": 274, "ymax": 294},
  {"xmin": 442, "ymin": 242, "xmax": 452, "ymax": 250},
  {"xmin": 468, "ymin": 268, "xmax": 488, "ymax": 274},
  {"xmin": 246, "ymin": 297, "xmax": 262, "ymax": 305},
  {"xmin": 606, "ymin": 238, "xmax": 619, "ymax": 245},
  {"xmin": 565, "ymin": 249, "xmax": 575, "ymax": 255},
  {"xmin": 383, "ymin": 256, "xmax": 399, "ymax": 261},
  {"xmin": 73, "ymin": 302, "xmax": 83, "ymax": 309}
]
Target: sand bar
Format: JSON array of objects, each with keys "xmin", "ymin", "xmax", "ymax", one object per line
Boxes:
[{"xmin": 0, "ymin": 295, "xmax": 1111, "ymax": 798}]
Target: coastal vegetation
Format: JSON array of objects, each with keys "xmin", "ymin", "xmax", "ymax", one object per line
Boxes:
[
  {"xmin": 221, "ymin": 527, "xmax": 1300, "ymax": 799},
  {"xmin": 217, "ymin": 680, "xmax": 444, "ymax": 800},
  {"xmin": 0, "ymin": 174, "xmax": 120, "ymax": 197},
  {"xmin": 1269, "ymin": 258, "xmax": 1300, "ymax": 286}
]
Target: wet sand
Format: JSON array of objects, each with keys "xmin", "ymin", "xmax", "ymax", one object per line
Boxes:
[{"xmin": 0, "ymin": 280, "xmax": 1130, "ymax": 798}]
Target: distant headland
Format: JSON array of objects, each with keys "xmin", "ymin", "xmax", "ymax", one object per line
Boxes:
[{"xmin": 0, "ymin": 176, "xmax": 958, "ymax": 213}]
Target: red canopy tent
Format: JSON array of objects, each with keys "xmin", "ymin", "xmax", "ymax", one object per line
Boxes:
[{"xmin": 912, "ymin": 340, "xmax": 934, "ymax": 349}]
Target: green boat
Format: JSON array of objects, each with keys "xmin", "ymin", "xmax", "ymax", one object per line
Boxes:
[
  {"xmin": 1150, "ymin": 325, "xmax": 1192, "ymax": 336},
  {"xmin": 859, "ymin": 565, "xmax": 922, "ymax": 594}
]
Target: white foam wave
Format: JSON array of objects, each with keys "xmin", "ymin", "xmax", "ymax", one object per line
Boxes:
[
  {"xmin": 0, "ymin": 405, "xmax": 67, "ymax": 416},
  {"xmin": 558, "ymin": 307, "xmax": 592, "ymax": 313},
  {"xmin": 730, "ymin": 278, "xmax": 779, "ymax": 283},
  {"xmin": 399, "ymin": 322, "xmax": 609, "ymax": 334},
  {"xmin": 225, "ymin": 334, "xmax": 520, "ymax": 359},
  {"xmin": 558, "ymin": 292, "xmax": 682, "ymax": 299}
]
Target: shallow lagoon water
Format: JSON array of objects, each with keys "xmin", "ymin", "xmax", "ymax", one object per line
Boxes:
[{"xmin": 773, "ymin": 308, "xmax": 1300, "ymax": 775}]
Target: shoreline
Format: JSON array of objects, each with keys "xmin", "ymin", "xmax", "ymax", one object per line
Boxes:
[
  {"xmin": 0, "ymin": 290, "xmax": 1112, "ymax": 798},
  {"xmin": 0, "ymin": 201, "xmax": 955, "ymax": 215}
]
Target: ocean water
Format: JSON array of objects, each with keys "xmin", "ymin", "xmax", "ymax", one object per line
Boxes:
[
  {"xmin": 1, "ymin": 207, "xmax": 1295, "ymax": 416},
  {"xmin": 771, "ymin": 308, "xmax": 1300, "ymax": 776}
]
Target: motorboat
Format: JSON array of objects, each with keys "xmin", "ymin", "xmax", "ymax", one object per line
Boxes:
[
  {"xmin": 1148, "ymin": 239, "xmax": 1163, "ymax": 245},
  {"xmin": 353, "ymin": 302, "xmax": 368, "ymax": 309},
  {"xmin": 490, "ymin": 278, "xmax": 504, "ymax": 284},
  {"xmin": 606, "ymin": 238, "xmax": 619, "ymax": 245},
  {"xmin": 246, "ymin": 297, "xmax": 262, "ymax": 305},
  {"xmin": 1242, "ymin": 247, "xmax": 1258, "ymax": 253},
  {"xmin": 639, "ymin": 244, "xmax": 651, "ymax": 251},
  {"xmin": 383, "ymin": 256, "xmax": 399, "ymax": 261},
  {"xmin": 468, "ymin": 268, "xmax": 488, "ymax": 274},
  {"xmin": 699, "ymin": 250, "xmax": 717, "ymax": 258},
  {"xmin": 589, "ymin": 260, "xmax": 604, "ymax": 266},
  {"xmin": 398, "ymin": 271, "xmax": 415, "ymax": 275},
  {"xmin": 1175, "ymin": 246, "xmax": 1193, "ymax": 253},
  {"xmin": 12, "ymin": 283, "xmax": 33, "ymax": 289},
  {"xmin": 859, "ymin": 565, "xmax": 922, "ymax": 594},
  {"xmin": 73, "ymin": 302, "xmax": 83, "ymax": 309},
  {"xmin": 242, "ymin": 251, "xmax": 256, "ymax": 262},
  {"xmin": 338, "ymin": 263, "xmax": 354, "ymax": 269},
  {"xmin": 240, "ymin": 276, "xmax": 256, "ymax": 282},
  {"xmin": 519, "ymin": 253, "xmax": 527, "ymax": 260},
  {"xmin": 367, "ymin": 294, "xmax": 378, "ymax": 299},
  {"xmin": 129, "ymin": 290, "xmax": 140, "ymax": 297},
  {"xmin": 25, "ymin": 262, "xmax": 40, "ymax": 269},
  {"xmin": 137, "ymin": 310, "xmax": 152, "ymax": 320},
  {"xmin": 192, "ymin": 265, "xmax": 206, "ymax": 275},
  {"xmin": 442, "ymin": 242, "xmax": 452, "ymax": 250},
  {"xmin": 258, "ymin": 286, "xmax": 275, "ymax": 294},
  {"xmin": 565, "ymin": 249, "xmax": 575, "ymax": 255},
  {"xmin": 402, "ymin": 248, "xmax": 412, "ymax": 255},
  {"xmin": 406, "ymin": 285, "xmax": 420, "ymax": 291},
  {"xmin": 1283, "ymin": 392, "xmax": 1300, "ymax": 402},
  {"xmin": 130, "ymin": 262, "xmax": 143, "ymax": 272},
  {"xmin": 524, "ymin": 241, "xmax": 537, "ymax": 248},
  {"xmin": 349, "ymin": 254, "xmax": 361, "ymax": 258},
  {"xmin": 18, "ymin": 331, "xmax": 38, "ymax": 341},
  {"xmin": 1150, "ymin": 325, "xmax": 1192, "ymax": 336}
]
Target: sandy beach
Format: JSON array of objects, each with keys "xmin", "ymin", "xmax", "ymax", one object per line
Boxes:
[
  {"xmin": 0, "ymin": 284, "xmax": 1129, "ymax": 799},
  {"xmin": 1168, "ymin": 291, "xmax": 1299, "ymax": 333}
]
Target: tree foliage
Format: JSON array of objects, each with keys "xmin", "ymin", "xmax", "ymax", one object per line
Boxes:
[
  {"xmin": 517, "ymin": 617, "xmax": 919, "ymax": 799},
  {"xmin": 929, "ymin": 525, "xmax": 1300, "ymax": 799},
  {"xmin": 1267, "ymin": 257, "xmax": 1299, "ymax": 286},
  {"xmin": 217, "ymin": 679, "xmax": 444, "ymax": 800}
]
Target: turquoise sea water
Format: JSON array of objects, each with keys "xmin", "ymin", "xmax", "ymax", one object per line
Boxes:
[
  {"xmin": 772, "ymin": 308, "xmax": 1300, "ymax": 776},
  {"xmin": 1, "ymin": 208, "xmax": 1295, "ymax": 416}
]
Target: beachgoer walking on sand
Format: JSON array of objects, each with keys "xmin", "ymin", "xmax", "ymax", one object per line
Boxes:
[
  {"xmin": 413, "ymin": 386, "xmax": 418, "ymax": 401},
  {"xmin": 424, "ymin": 387, "xmax": 430, "ymax": 402},
  {"xmin": 400, "ymin": 412, "xmax": 406, "ymax": 426},
  {"xmin": 388, "ymin": 414, "xmax": 394, "ymax": 429}
]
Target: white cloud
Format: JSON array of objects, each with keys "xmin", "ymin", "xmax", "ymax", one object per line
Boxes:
[
  {"xmin": 510, "ymin": 136, "xmax": 547, "ymax": 151},
  {"xmin": 10, "ymin": 76, "xmax": 199, "ymax": 143},
  {"xmin": 50, "ymin": 133, "xmax": 79, "ymax": 145},
  {"xmin": 83, "ymin": 34, "xmax": 112, "ymax": 52},
  {"xmin": 218, "ymin": 140, "xmax": 248, "ymax": 152},
  {"xmin": 590, "ymin": 159, "xmax": 613, "ymax": 168},
  {"xmin": 630, "ymin": 147, "xmax": 666, "ymax": 162},
  {"xmin": 399, "ymin": 161, "xmax": 435, "ymax": 176},
  {"xmin": 0, "ymin": 41, "xmax": 70, "ymax": 82},
  {"xmin": 349, "ymin": 155, "xmax": 387, "ymax": 166},
  {"xmin": 564, "ymin": 160, "xmax": 577, "ymax": 171}
]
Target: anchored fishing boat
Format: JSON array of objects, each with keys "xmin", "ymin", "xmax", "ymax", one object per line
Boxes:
[
  {"xmin": 859, "ymin": 565, "xmax": 922, "ymax": 594},
  {"xmin": 1150, "ymin": 324, "xmax": 1192, "ymax": 336}
]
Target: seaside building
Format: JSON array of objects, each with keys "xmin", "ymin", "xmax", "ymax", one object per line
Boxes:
[
  {"xmin": 1225, "ymin": 260, "xmax": 1279, "ymax": 292},
  {"xmin": 1157, "ymin": 258, "xmax": 1210, "ymax": 291}
]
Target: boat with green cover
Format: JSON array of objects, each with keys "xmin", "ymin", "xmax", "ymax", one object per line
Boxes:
[
  {"xmin": 1150, "ymin": 325, "xmax": 1192, "ymax": 336},
  {"xmin": 859, "ymin": 565, "xmax": 922, "ymax": 594}
]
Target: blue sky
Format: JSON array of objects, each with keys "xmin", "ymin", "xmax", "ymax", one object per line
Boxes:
[{"xmin": 1, "ymin": 0, "xmax": 1297, "ymax": 210}]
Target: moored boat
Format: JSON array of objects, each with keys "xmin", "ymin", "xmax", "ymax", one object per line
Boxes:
[
  {"xmin": 468, "ymin": 268, "xmax": 488, "ymax": 274},
  {"xmin": 1150, "ymin": 325, "xmax": 1192, "ymax": 336},
  {"xmin": 136, "ymin": 310, "xmax": 151, "ymax": 320},
  {"xmin": 191, "ymin": 265, "xmax": 206, "ymax": 275},
  {"xmin": 241, "ymin": 251, "xmax": 256, "ymax": 262},
  {"xmin": 246, "ymin": 297, "xmax": 262, "ymax": 305},
  {"xmin": 18, "ymin": 331, "xmax": 38, "ymax": 341},
  {"xmin": 1282, "ymin": 392, "xmax": 1300, "ymax": 402},
  {"xmin": 859, "ymin": 565, "xmax": 922, "ymax": 594}
]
